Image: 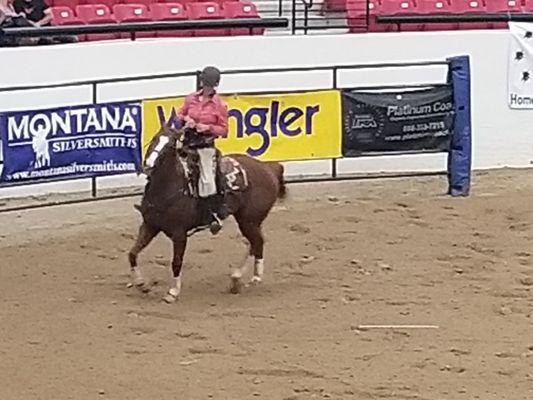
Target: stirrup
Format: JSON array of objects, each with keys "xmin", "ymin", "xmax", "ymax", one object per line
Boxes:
[{"xmin": 209, "ymin": 214, "xmax": 223, "ymax": 235}]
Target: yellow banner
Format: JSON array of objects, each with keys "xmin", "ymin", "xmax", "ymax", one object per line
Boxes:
[{"xmin": 142, "ymin": 90, "xmax": 342, "ymax": 162}]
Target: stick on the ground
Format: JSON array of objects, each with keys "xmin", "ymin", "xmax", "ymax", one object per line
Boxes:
[{"xmin": 356, "ymin": 325, "xmax": 439, "ymax": 330}]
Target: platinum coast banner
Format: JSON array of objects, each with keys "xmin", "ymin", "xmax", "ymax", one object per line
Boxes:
[{"xmin": 508, "ymin": 22, "xmax": 533, "ymax": 109}]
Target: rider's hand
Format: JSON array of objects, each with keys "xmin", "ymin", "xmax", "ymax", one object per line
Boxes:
[
  {"xmin": 196, "ymin": 123, "xmax": 210, "ymax": 133},
  {"xmin": 183, "ymin": 116, "xmax": 196, "ymax": 129}
]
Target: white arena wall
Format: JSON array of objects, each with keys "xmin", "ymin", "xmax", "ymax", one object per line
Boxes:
[{"xmin": 0, "ymin": 29, "xmax": 530, "ymax": 199}]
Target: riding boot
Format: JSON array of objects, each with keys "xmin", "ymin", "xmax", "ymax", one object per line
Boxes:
[
  {"xmin": 215, "ymin": 193, "xmax": 230, "ymax": 220},
  {"xmin": 206, "ymin": 195, "xmax": 223, "ymax": 235}
]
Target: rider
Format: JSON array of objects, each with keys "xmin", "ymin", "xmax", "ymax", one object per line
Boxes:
[{"xmin": 177, "ymin": 66, "xmax": 229, "ymax": 235}]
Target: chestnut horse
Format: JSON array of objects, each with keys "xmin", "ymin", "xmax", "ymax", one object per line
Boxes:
[{"xmin": 128, "ymin": 126, "xmax": 286, "ymax": 303}]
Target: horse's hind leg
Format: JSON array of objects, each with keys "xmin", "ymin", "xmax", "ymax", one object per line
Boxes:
[
  {"xmin": 231, "ymin": 220, "xmax": 265, "ymax": 293},
  {"xmin": 128, "ymin": 222, "xmax": 159, "ymax": 292}
]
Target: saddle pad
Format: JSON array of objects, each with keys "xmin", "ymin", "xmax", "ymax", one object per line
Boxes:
[{"xmin": 219, "ymin": 157, "xmax": 248, "ymax": 193}]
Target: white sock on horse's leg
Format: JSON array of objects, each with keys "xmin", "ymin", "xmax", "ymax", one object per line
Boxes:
[
  {"xmin": 132, "ymin": 267, "xmax": 144, "ymax": 286},
  {"xmin": 168, "ymin": 275, "xmax": 182, "ymax": 298},
  {"xmin": 251, "ymin": 258, "xmax": 264, "ymax": 283},
  {"xmin": 231, "ymin": 251, "xmax": 251, "ymax": 279}
]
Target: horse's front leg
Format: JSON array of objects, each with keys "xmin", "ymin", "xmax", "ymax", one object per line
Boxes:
[
  {"xmin": 129, "ymin": 222, "xmax": 159, "ymax": 292},
  {"xmin": 163, "ymin": 231, "xmax": 188, "ymax": 304}
]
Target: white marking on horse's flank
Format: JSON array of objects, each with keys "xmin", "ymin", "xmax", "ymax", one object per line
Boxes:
[
  {"xmin": 168, "ymin": 275, "xmax": 182, "ymax": 297},
  {"xmin": 146, "ymin": 135, "xmax": 170, "ymax": 168}
]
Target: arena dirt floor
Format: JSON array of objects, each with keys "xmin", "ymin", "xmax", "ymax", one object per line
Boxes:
[{"xmin": 1, "ymin": 168, "xmax": 532, "ymax": 400}]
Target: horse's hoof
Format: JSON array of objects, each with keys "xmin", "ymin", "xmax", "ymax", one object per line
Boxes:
[
  {"xmin": 162, "ymin": 293, "xmax": 177, "ymax": 304},
  {"xmin": 229, "ymin": 277, "xmax": 242, "ymax": 294},
  {"xmin": 249, "ymin": 276, "xmax": 262, "ymax": 285},
  {"xmin": 135, "ymin": 282, "xmax": 151, "ymax": 293}
]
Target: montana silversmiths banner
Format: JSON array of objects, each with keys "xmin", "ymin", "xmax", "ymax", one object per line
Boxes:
[
  {"xmin": 0, "ymin": 102, "xmax": 142, "ymax": 183},
  {"xmin": 342, "ymin": 86, "xmax": 454, "ymax": 156},
  {"xmin": 508, "ymin": 22, "xmax": 533, "ymax": 109}
]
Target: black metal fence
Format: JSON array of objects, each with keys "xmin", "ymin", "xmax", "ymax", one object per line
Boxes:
[{"xmin": 0, "ymin": 59, "xmax": 450, "ymax": 211}]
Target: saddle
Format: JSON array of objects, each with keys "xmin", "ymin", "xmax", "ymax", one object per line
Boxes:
[{"xmin": 177, "ymin": 131, "xmax": 248, "ymax": 199}]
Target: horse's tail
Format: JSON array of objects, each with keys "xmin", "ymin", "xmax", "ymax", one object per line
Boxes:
[{"xmin": 275, "ymin": 163, "xmax": 287, "ymax": 200}]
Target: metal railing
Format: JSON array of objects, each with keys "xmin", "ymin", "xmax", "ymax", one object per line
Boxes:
[
  {"xmin": 0, "ymin": 17, "xmax": 288, "ymax": 42},
  {"xmin": 377, "ymin": 12, "xmax": 533, "ymax": 25},
  {"xmin": 0, "ymin": 59, "xmax": 450, "ymax": 211}
]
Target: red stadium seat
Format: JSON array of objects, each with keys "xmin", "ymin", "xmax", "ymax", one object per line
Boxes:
[
  {"xmin": 50, "ymin": 6, "xmax": 83, "ymax": 25},
  {"xmin": 76, "ymin": 4, "xmax": 119, "ymax": 41},
  {"xmin": 223, "ymin": 1, "xmax": 263, "ymax": 35},
  {"xmin": 123, "ymin": 0, "xmax": 151, "ymax": 7},
  {"xmin": 149, "ymin": 3, "xmax": 192, "ymax": 37},
  {"xmin": 524, "ymin": 0, "xmax": 533, "ymax": 12},
  {"xmin": 198, "ymin": 0, "xmax": 225, "ymax": 5},
  {"xmin": 50, "ymin": 4, "xmax": 86, "ymax": 39},
  {"xmin": 345, "ymin": 0, "xmax": 370, "ymax": 33},
  {"xmin": 365, "ymin": 0, "xmax": 397, "ymax": 32},
  {"xmin": 322, "ymin": 0, "xmax": 351, "ymax": 12},
  {"xmin": 158, "ymin": 0, "xmax": 195, "ymax": 5},
  {"xmin": 187, "ymin": 2, "xmax": 228, "ymax": 37},
  {"xmin": 450, "ymin": 0, "xmax": 490, "ymax": 30},
  {"xmin": 419, "ymin": 0, "xmax": 458, "ymax": 31},
  {"xmin": 487, "ymin": 0, "xmax": 522, "ymax": 29},
  {"xmin": 50, "ymin": 0, "xmax": 80, "ymax": 9},
  {"xmin": 380, "ymin": 0, "xmax": 422, "ymax": 31},
  {"xmin": 113, "ymin": 4, "xmax": 155, "ymax": 38},
  {"xmin": 84, "ymin": 0, "xmax": 121, "ymax": 9}
]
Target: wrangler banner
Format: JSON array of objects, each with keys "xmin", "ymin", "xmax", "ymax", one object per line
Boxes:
[
  {"xmin": 142, "ymin": 90, "xmax": 342, "ymax": 162},
  {"xmin": 0, "ymin": 102, "xmax": 142, "ymax": 183}
]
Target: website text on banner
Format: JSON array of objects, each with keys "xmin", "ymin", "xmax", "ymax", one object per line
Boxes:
[
  {"xmin": 508, "ymin": 22, "xmax": 533, "ymax": 109},
  {"xmin": 342, "ymin": 86, "xmax": 454, "ymax": 156},
  {"xmin": 142, "ymin": 90, "xmax": 342, "ymax": 162},
  {"xmin": 0, "ymin": 102, "xmax": 142, "ymax": 184}
]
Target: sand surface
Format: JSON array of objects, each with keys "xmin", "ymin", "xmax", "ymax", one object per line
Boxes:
[{"xmin": 1, "ymin": 168, "xmax": 532, "ymax": 400}]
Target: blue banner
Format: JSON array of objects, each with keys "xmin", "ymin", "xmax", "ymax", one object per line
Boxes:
[{"xmin": 0, "ymin": 102, "xmax": 142, "ymax": 183}]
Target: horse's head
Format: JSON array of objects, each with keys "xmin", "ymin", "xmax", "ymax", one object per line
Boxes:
[{"xmin": 143, "ymin": 125, "xmax": 184, "ymax": 177}]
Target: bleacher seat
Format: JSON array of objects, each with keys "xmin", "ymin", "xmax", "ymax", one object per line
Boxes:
[
  {"xmin": 524, "ymin": 0, "xmax": 533, "ymax": 12},
  {"xmin": 451, "ymin": 0, "xmax": 490, "ymax": 30},
  {"xmin": 198, "ymin": 0, "xmax": 226, "ymax": 5},
  {"xmin": 76, "ymin": 4, "xmax": 119, "ymax": 41},
  {"xmin": 149, "ymin": 3, "xmax": 192, "ymax": 37},
  {"xmin": 322, "ymin": 0, "xmax": 351, "ymax": 12},
  {"xmin": 84, "ymin": 0, "xmax": 121, "ymax": 9},
  {"xmin": 113, "ymin": 4, "xmax": 155, "ymax": 38},
  {"xmin": 345, "ymin": 0, "xmax": 370, "ymax": 33},
  {"xmin": 187, "ymin": 2, "xmax": 228, "ymax": 37},
  {"xmin": 158, "ymin": 0, "xmax": 196, "ymax": 5},
  {"xmin": 364, "ymin": 0, "xmax": 396, "ymax": 32},
  {"xmin": 419, "ymin": 0, "xmax": 458, "ymax": 31},
  {"xmin": 123, "ymin": 0, "xmax": 152, "ymax": 7},
  {"xmin": 50, "ymin": 5, "xmax": 85, "ymax": 40},
  {"xmin": 223, "ymin": 1, "xmax": 263, "ymax": 35},
  {"xmin": 380, "ymin": 0, "xmax": 423, "ymax": 31},
  {"xmin": 50, "ymin": 0, "xmax": 79, "ymax": 9},
  {"xmin": 50, "ymin": 6, "xmax": 83, "ymax": 25},
  {"xmin": 487, "ymin": 0, "xmax": 522, "ymax": 28}
]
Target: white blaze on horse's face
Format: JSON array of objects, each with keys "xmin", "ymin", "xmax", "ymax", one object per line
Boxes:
[{"xmin": 146, "ymin": 135, "xmax": 170, "ymax": 168}]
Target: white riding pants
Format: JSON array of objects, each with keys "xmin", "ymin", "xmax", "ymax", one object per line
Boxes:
[{"xmin": 197, "ymin": 147, "xmax": 217, "ymax": 198}]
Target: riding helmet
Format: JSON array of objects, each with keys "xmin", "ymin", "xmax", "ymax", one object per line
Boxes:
[{"xmin": 200, "ymin": 66, "xmax": 221, "ymax": 88}]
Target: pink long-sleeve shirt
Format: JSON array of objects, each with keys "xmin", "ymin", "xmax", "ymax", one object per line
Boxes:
[{"xmin": 177, "ymin": 90, "xmax": 229, "ymax": 137}]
